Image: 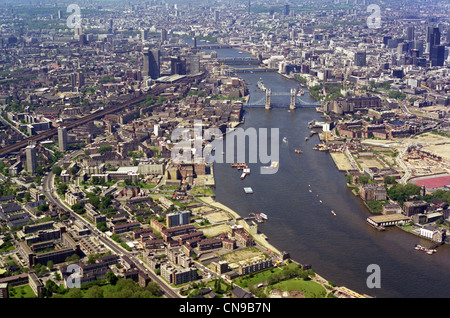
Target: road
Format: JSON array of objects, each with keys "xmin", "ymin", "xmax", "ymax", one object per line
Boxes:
[{"xmin": 41, "ymin": 155, "xmax": 180, "ymax": 298}]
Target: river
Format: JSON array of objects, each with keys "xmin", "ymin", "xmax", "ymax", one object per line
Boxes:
[{"xmin": 185, "ymin": 38, "xmax": 450, "ymax": 298}]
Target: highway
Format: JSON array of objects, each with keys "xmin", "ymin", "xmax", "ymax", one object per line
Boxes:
[{"xmin": 41, "ymin": 153, "xmax": 180, "ymax": 298}]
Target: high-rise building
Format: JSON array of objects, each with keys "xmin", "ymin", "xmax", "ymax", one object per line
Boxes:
[
  {"xmin": 248, "ymin": 0, "xmax": 251, "ymax": 14},
  {"xmin": 170, "ymin": 56, "xmax": 186, "ymax": 75},
  {"xmin": 142, "ymin": 48, "xmax": 160, "ymax": 79},
  {"xmin": 407, "ymin": 25, "xmax": 415, "ymax": 41},
  {"xmin": 427, "ymin": 26, "xmax": 441, "ymax": 47},
  {"xmin": 189, "ymin": 55, "xmax": 200, "ymax": 74},
  {"xmin": 161, "ymin": 28, "xmax": 167, "ymax": 43},
  {"xmin": 58, "ymin": 127, "xmax": 68, "ymax": 152},
  {"xmin": 430, "ymin": 45, "xmax": 445, "ymax": 67},
  {"xmin": 214, "ymin": 10, "xmax": 219, "ymax": 22},
  {"xmin": 354, "ymin": 51, "xmax": 366, "ymax": 67},
  {"xmin": 166, "ymin": 211, "xmax": 190, "ymax": 228},
  {"xmin": 414, "ymin": 40, "xmax": 424, "ymax": 57},
  {"xmin": 25, "ymin": 145, "xmax": 37, "ymax": 174},
  {"xmin": 141, "ymin": 29, "xmax": 148, "ymax": 41},
  {"xmin": 284, "ymin": 4, "xmax": 290, "ymax": 16}
]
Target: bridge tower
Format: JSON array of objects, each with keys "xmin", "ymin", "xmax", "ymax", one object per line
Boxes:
[
  {"xmin": 290, "ymin": 88, "xmax": 296, "ymax": 110},
  {"xmin": 265, "ymin": 88, "xmax": 271, "ymax": 110}
]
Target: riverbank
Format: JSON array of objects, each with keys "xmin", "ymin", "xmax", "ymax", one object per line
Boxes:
[{"xmin": 196, "ymin": 196, "xmax": 283, "ymax": 257}]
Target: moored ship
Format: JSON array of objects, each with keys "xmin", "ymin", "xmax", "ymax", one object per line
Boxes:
[{"xmin": 257, "ymin": 78, "xmax": 266, "ymax": 91}]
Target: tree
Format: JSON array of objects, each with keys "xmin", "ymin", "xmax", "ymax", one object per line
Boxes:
[
  {"xmin": 71, "ymin": 203, "xmax": 85, "ymax": 214},
  {"xmin": 45, "ymin": 279, "xmax": 59, "ymax": 294},
  {"xmin": 145, "ymin": 282, "xmax": 161, "ymax": 296},
  {"xmin": 383, "ymin": 176, "xmax": 397, "ymax": 185},
  {"xmin": 358, "ymin": 175, "xmax": 372, "ymax": 185},
  {"xmin": 52, "ymin": 166, "xmax": 62, "ymax": 176},
  {"xmin": 46, "ymin": 260, "xmax": 54, "ymax": 271},
  {"xmin": 106, "ymin": 271, "xmax": 118, "ymax": 285},
  {"xmin": 96, "ymin": 221, "xmax": 108, "ymax": 232},
  {"xmin": 56, "ymin": 183, "xmax": 68, "ymax": 196},
  {"xmin": 99, "ymin": 145, "xmax": 112, "ymax": 155},
  {"xmin": 387, "ymin": 183, "xmax": 421, "ymax": 204},
  {"xmin": 65, "ymin": 288, "xmax": 82, "ymax": 298},
  {"xmin": 85, "ymin": 285, "xmax": 104, "ymax": 298}
]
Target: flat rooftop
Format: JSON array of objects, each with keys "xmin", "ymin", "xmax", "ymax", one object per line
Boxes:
[{"xmin": 368, "ymin": 214, "xmax": 411, "ymax": 224}]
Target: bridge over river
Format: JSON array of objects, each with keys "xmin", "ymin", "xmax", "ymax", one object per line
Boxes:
[{"xmin": 246, "ymin": 87, "xmax": 321, "ymax": 109}]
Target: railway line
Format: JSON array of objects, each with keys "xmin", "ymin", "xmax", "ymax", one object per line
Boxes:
[{"xmin": 0, "ymin": 73, "xmax": 205, "ymax": 158}]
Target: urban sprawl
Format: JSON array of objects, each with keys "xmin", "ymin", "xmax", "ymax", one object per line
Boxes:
[{"xmin": 0, "ymin": 0, "xmax": 449, "ymax": 300}]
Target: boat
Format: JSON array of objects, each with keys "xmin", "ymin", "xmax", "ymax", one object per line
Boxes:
[
  {"xmin": 414, "ymin": 244, "xmax": 436, "ymax": 254},
  {"xmin": 331, "ymin": 210, "xmax": 336, "ymax": 216},
  {"xmin": 255, "ymin": 214, "xmax": 263, "ymax": 223},
  {"xmin": 240, "ymin": 172, "xmax": 246, "ymax": 180},
  {"xmin": 257, "ymin": 78, "xmax": 266, "ymax": 92},
  {"xmin": 309, "ymin": 190, "xmax": 312, "ymax": 193},
  {"xmin": 258, "ymin": 213, "xmax": 268, "ymax": 220},
  {"xmin": 243, "ymin": 187, "xmax": 253, "ymax": 194},
  {"xmin": 297, "ymin": 87, "xmax": 305, "ymax": 96},
  {"xmin": 305, "ymin": 137, "xmax": 309, "ymax": 141},
  {"xmin": 294, "ymin": 149, "xmax": 303, "ymax": 154},
  {"xmin": 283, "ymin": 137, "xmax": 288, "ymax": 143},
  {"xmin": 319, "ymin": 200, "xmax": 323, "ymax": 203}
]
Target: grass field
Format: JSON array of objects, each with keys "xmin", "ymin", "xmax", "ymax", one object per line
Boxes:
[
  {"xmin": 269, "ymin": 278, "xmax": 327, "ymax": 298},
  {"xmin": 191, "ymin": 186, "xmax": 215, "ymax": 196},
  {"xmin": 232, "ymin": 263, "xmax": 328, "ymax": 298},
  {"xmin": 9, "ymin": 285, "xmax": 36, "ymax": 298}
]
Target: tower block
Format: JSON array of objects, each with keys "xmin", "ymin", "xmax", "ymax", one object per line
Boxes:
[{"xmin": 265, "ymin": 88, "xmax": 271, "ymax": 110}]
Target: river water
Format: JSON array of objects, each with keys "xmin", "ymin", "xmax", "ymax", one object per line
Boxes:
[{"xmin": 188, "ymin": 39, "xmax": 450, "ymax": 298}]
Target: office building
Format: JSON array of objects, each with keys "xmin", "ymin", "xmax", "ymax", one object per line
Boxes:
[
  {"xmin": 25, "ymin": 144, "xmax": 37, "ymax": 174},
  {"xmin": 427, "ymin": 26, "xmax": 441, "ymax": 47},
  {"xmin": 141, "ymin": 29, "xmax": 148, "ymax": 41},
  {"xmin": 407, "ymin": 25, "xmax": 415, "ymax": 41},
  {"xmin": 161, "ymin": 28, "xmax": 167, "ymax": 42},
  {"xmin": 189, "ymin": 55, "xmax": 200, "ymax": 74},
  {"xmin": 430, "ymin": 45, "xmax": 445, "ymax": 67},
  {"xmin": 284, "ymin": 4, "xmax": 290, "ymax": 16},
  {"xmin": 58, "ymin": 126, "xmax": 68, "ymax": 151},
  {"xmin": 354, "ymin": 51, "xmax": 366, "ymax": 67},
  {"xmin": 142, "ymin": 48, "xmax": 160, "ymax": 79},
  {"xmin": 414, "ymin": 40, "xmax": 424, "ymax": 57},
  {"xmin": 170, "ymin": 56, "xmax": 186, "ymax": 75}
]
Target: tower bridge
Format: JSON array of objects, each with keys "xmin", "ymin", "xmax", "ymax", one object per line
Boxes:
[{"xmin": 246, "ymin": 88, "xmax": 321, "ymax": 110}]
